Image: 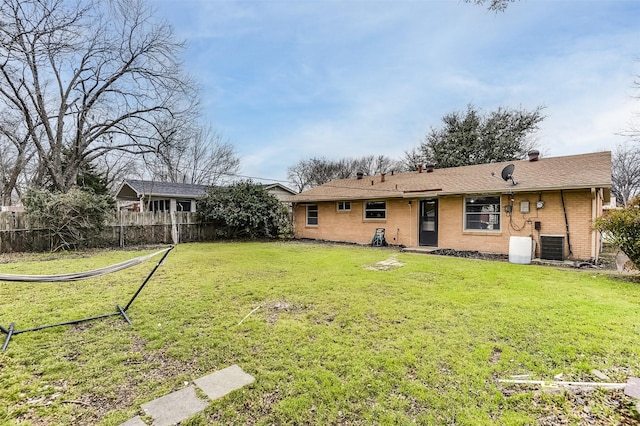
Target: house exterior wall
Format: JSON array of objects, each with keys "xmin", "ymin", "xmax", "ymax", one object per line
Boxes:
[
  {"xmin": 293, "ymin": 199, "xmax": 416, "ymax": 246},
  {"xmin": 137, "ymin": 196, "xmax": 198, "ymax": 213},
  {"xmin": 437, "ymin": 190, "xmax": 597, "ymax": 260},
  {"xmin": 267, "ymin": 187, "xmax": 296, "ymax": 201},
  {"xmin": 293, "ymin": 188, "xmax": 601, "ymax": 260}
]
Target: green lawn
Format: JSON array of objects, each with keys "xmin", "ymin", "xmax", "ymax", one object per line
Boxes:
[{"xmin": 0, "ymin": 242, "xmax": 639, "ymax": 425}]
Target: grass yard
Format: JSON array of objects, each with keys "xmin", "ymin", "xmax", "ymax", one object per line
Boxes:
[{"xmin": 1, "ymin": 241, "xmax": 639, "ymax": 425}]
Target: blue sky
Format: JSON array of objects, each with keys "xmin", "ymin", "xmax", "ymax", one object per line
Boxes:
[{"xmin": 151, "ymin": 0, "xmax": 640, "ymax": 185}]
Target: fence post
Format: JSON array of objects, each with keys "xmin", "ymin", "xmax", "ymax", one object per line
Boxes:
[
  {"xmin": 119, "ymin": 211, "xmax": 125, "ymax": 248},
  {"xmin": 171, "ymin": 211, "xmax": 178, "ymax": 244}
]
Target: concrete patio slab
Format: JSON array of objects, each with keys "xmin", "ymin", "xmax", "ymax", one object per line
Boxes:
[
  {"xmin": 194, "ymin": 364, "xmax": 255, "ymax": 400},
  {"xmin": 141, "ymin": 386, "xmax": 208, "ymax": 426}
]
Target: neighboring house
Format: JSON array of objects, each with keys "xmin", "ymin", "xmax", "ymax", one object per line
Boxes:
[
  {"xmin": 115, "ymin": 180, "xmax": 208, "ymax": 212},
  {"xmin": 262, "ymin": 183, "xmax": 298, "ymax": 201},
  {"xmin": 115, "ymin": 180, "xmax": 297, "ymax": 213},
  {"xmin": 291, "ymin": 151, "xmax": 612, "ymax": 261}
]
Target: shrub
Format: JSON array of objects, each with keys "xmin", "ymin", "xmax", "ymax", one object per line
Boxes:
[
  {"xmin": 198, "ymin": 181, "xmax": 291, "ymax": 239},
  {"xmin": 595, "ymin": 196, "xmax": 640, "ymax": 268},
  {"xmin": 23, "ymin": 187, "xmax": 114, "ymax": 251}
]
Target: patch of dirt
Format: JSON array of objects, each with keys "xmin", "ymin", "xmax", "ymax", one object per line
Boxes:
[
  {"xmin": 262, "ymin": 300, "xmax": 311, "ymax": 325},
  {"xmin": 500, "ymin": 385, "xmax": 640, "ymax": 425},
  {"xmin": 19, "ymin": 336, "xmax": 200, "ymax": 426},
  {"xmin": 536, "ymin": 388, "xmax": 639, "ymax": 425},
  {"xmin": 489, "ymin": 347, "xmax": 502, "ymax": 366},
  {"xmin": 430, "ymin": 248, "xmax": 509, "ymax": 261},
  {"xmin": 365, "ymin": 254, "xmax": 406, "ymax": 271}
]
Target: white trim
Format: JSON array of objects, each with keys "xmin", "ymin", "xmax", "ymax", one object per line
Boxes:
[
  {"xmin": 306, "ymin": 204, "xmax": 318, "ymax": 226},
  {"xmin": 363, "ymin": 200, "xmax": 386, "ymax": 220},
  {"xmin": 463, "ymin": 195, "xmax": 502, "ymax": 232}
]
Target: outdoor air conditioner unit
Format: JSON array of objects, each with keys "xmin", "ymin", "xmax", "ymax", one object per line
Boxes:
[{"xmin": 540, "ymin": 235, "xmax": 565, "ymax": 261}]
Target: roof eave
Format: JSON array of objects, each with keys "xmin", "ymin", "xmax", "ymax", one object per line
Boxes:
[
  {"xmin": 141, "ymin": 192, "xmax": 206, "ymax": 199},
  {"xmin": 293, "ymin": 184, "xmax": 612, "ymax": 202},
  {"xmin": 434, "ymin": 183, "xmax": 612, "ymax": 197}
]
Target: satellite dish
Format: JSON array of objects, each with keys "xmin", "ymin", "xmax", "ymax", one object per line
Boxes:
[{"xmin": 501, "ymin": 164, "xmax": 516, "ymax": 185}]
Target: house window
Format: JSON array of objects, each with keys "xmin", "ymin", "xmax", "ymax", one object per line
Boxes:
[
  {"xmin": 337, "ymin": 201, "xmax": 351, "ymax": 212},
  {"xmin": 177, "ymin": 200, "xmax": 192, "ymax": 212},
  {"xmin": 464, "ymin": 196, "xmax": 501, "ymax": 231},
  {"xmin": 149, "ymin": 199, "xmax": 170, "ymax": 212},
  {"xmin": 364, "ymin": 201, "xmax": 386, "ymax": 220},
  {"xmin": 307, "ymin": 204, "xmax": 318, "ymax": 226}
]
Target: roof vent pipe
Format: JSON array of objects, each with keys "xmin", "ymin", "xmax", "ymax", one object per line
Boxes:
[
  {"xmin": 356, "ymin": 172, "xmax": 364, "ymax": 180},
  {"xmin": 528, "ymin": 150, "xmax": 540, "ymax": 162},
  {"xmin": 418, "ymin": 164, "xmax": 423, "ymax": 173},
  {"xmin": 426, "ymin": 163, "xmax": 435, "ymax": 173},
  {"xmin": 381, "ymin": 173, "xmax": 386, "ymax": 183}
]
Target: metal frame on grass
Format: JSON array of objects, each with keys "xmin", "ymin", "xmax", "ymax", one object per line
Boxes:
[{"xmin": 1, "ymin": 246, "xmax": 173, "ymax": 351}]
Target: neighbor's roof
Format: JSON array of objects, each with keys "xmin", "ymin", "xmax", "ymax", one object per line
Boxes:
[
  {"xmin": 292, "ymin": 151, "xmax": 612, "ymax": 202},
  {"xmin": 115, "ymin": 179, "xmax": 209, "ymax": 200}
]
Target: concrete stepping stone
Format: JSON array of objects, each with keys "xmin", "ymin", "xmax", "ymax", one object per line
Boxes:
[
  {"xmin": 194, "ymin": 364, "xmax": 255, "ymax": 400},
  {"xmin": 625, "ymin": 377, "xmax": 640, "ymax": 399},
  {"xmin": 119, "ymin": 365, "xmax": 255, "ymax": 426},
  {"xmin": 141, "ymin": 386, "xmax": 208, "ymax": 426},
  {"xmin": 119, "ymin": 416, "xmax": 147, "ymax": 426}
]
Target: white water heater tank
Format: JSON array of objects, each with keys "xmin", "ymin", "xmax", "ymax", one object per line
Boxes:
[{"xmin": 509, "ymin": 236, "xmax": 532, "ymax": 264}]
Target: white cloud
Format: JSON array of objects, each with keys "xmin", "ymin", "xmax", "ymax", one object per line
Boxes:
[{"xmin": 151, "ymin": 0, "xmax": 640, "ymax": 183}]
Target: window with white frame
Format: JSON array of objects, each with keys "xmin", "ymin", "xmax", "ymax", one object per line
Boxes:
[
  {"xmin": 149, "ymin": 199, "xmax": 170, "ymax": 212},
  {"xmin": 464, "ymin": 196, "xmax": 501, "ymax": 231},
  {"xmin": 306, "ymin": 204, "xmax": 318, "ymax": 226},
  {"xmin": 364, "ymin": 201, "xmax": 386, "ymax": 219},
  {"xmin": 337, "ymin": 201, "xmax": 351, "ymax": 211},
  {"xmin": 176, "ymin": 199, "xmax": 192, "ymax": 211}
]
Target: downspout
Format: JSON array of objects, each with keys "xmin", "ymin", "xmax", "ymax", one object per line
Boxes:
[
  {"xmin": 409, "ymin": 201, "xmax": 412, "ymax": 247},
  {"xmin": 591, "ymin": 188, "xmax": 597, "ymax": 260},
  {"xmin": 560, "ymin": 190, "xmax": 573, "ymax": 257}
]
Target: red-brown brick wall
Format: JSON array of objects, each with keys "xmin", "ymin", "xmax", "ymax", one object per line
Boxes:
[{"xmin": 293, "ymin": 189, "xmax": 603, "ymax": 260}]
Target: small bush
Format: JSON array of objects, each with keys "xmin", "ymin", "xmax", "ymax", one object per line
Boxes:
[
  {"xmin": 23, "ymin": 187, "xmax": 114, "ymax": 251},
  {"xmin": 595, "ymin": 196, "xmax": 640, "ymax": 268}
]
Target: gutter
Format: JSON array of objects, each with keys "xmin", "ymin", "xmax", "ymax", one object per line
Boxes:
[{"xmin": 292, "ymin": 184, "xmax": 612, "ymax": 203}]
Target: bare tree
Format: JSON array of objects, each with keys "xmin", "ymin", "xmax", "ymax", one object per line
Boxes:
[
  {"xmin": 287, "ymin": 160, "xmax": 311, "ymax": 193},
  {"xmin": 149, "ymin": 125, "xmax": 241, "ymax": 185},
  {"xmin": 287, "ymin": 155, "xmax": 398, "ymax": 192},
  {"xmin": 94, "ymin": 151, "xmax": 138, "ymax": 192},
  {"xmin": 0, "ymin": 124, "xmax": 36, "ymax": 204},
  {"xmin": 397, "ymin": 147, "xmax": 428, "ymax": 172},
  {"xmin": 612, "ymin": 143, "xmax": 640, "ymax": 206},
  {"xmin": 352, "ymin": 155, "xmax": 397, "ymax": 176},
  {"xmin": 464, "ymin": 0, "xmax": 516, "ymax": 12},
  {"xmin": 0, "ymin": 0, "xmax": 198, "ymax": 192}
]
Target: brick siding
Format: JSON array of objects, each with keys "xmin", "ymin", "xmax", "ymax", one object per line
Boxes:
[{"xmin": 293, "ymin": 188, "xmax": 603, "ymax": 260}]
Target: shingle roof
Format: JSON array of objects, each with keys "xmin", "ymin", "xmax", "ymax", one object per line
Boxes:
[
  {"xmin": 292, "ymin": 151, "xmax": 612, "ymax": 202},
  {"xmin": 120, "ymin": 179, "xmax": 209, "ymax": 198}
]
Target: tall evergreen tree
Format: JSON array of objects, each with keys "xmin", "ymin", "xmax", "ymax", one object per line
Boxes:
[{"xmin": 417, "ymin": 105, "xmax": 544, "ymax": 169}]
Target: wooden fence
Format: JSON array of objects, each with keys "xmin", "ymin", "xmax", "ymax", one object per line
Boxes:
[{"xmin": 0, "ymin": 211, "xmax": 217, "ymax": 253}]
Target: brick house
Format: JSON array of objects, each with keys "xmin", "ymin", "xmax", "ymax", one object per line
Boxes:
[{"xmin": 290, "ymin": 151, "xmax": 612, "ymax": 261}]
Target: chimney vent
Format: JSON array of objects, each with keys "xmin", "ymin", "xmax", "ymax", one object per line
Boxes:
[
  {"xmin": 528, "ymin": 150, "xmax": 540, "ymax": 162},
  {"xmin": 356, "ymin": 172, "xmax": 364, "ymax": 180},
  {"xmin": 418, "ymin": 164, "xmax": 423, "ymax": 173},
  {"xmin": 426, "ymin": 163, "xmax": 435, "ymax": 173}
]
